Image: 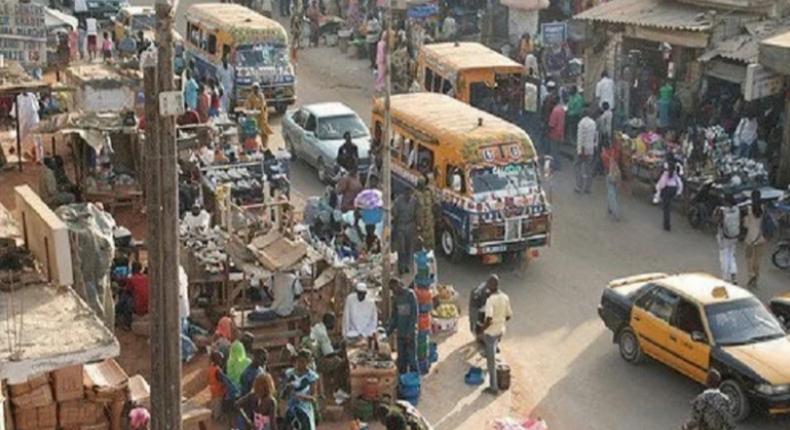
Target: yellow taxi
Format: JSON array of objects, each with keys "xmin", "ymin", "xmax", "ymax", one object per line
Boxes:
[
  {"xmin": 770, "ymin": 293, "xmax": 790, "ymax": 329},
  {"xmin": 598, "ymin": 273, "xmax": 790, "ymax": 421}
]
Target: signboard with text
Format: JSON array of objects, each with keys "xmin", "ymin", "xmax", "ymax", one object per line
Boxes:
[
  {"xmin": 541, "ymin": 22, "xmax": 567, "ymax": 46},
  {"xmin": 743, "ymin": 63, "xmax": 784, "ymax": 101}
]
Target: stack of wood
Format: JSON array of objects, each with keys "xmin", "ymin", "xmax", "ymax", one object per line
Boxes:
[{"xmin": 5, "ymin": 359, "xmax": 132, "ymax": 430}]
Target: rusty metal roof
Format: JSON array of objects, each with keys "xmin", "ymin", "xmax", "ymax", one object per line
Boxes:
[
  {"xmin": 574, "ymin": 0, "xmax": 712, "ymax": 32},
  {"xmin": 700, "ymin": 19, "xmax": 790, "ymax": 64}
]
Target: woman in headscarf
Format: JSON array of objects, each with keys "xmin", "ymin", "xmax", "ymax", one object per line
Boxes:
[{"xmin": 227, "ymin": 340, "xmax": 252, "ymax": 388}]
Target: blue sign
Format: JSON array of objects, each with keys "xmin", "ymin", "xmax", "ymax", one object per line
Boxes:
[
  {"xmin": 541, "ymin": 22, "xmax": 567, "ymax": 46},
  {"xmin": 408, "ymin": 2, "xmax": 439, "ymax": 18}
]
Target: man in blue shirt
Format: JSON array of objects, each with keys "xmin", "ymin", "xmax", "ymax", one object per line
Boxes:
[
  {"xmin": 387, "ymin": 279, "xmax": 418, "ymax": 374},
  {"xmin": 183, "ymin": 70, "xmax": 199, "ymax": 111}
]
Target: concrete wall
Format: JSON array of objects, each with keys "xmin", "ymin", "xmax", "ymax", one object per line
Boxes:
[
  {"xmin": 13, "ymin": 185, "xmax": 73, "ymax": 286},
  {"xmin": 508, "ymin": 8, "xmax": 540, "ymax": 45}
]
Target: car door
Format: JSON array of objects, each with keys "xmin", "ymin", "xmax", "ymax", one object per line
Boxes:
[
  {"xmin": 631, "ymin": 286, "xmax": 680, "ymax": 365},
  {"xmin": 286, "ymin": 109, "xmax": 305, "ymax": 157},
  {"xmin": 668, "ymin": 298, "xmax": 711, "ymax": 383},
  {"xmin": 303, "ymin": 113, "xmax": 320, "ymax": 165}
]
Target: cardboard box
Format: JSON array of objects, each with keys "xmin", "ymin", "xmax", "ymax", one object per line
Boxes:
[
  {"xmin": 11, "ymin": 384, "xmax": 53, "ymax": 409},
  {"xmin": 51, "ymin": 365, "xmax": 84, "ymax": 402},
  {"xmin": 37, "ymin": 403, "xmax": 57, "ymax": 428},
  {"xmin": 58, "ymin": 400, "xmax": 102, "ymax": 427},
  {"xmin": 12, "ymin": 406, "xmax": 37, "ymax": 430}
]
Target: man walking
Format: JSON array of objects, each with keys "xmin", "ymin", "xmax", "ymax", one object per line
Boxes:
[
  {"xmin": 682, "ymin": 370, "xmax": 735, "ymax": 430},
  {"xmin": 481, "ymin": 275, "xmax": 512, "ymax": 395},
  {"xmin": 387, "ymin": 279, "xmax": 419, "ymax": 374},
  {"xmin": 546, "ymin": 94, "xmax": 565, "ymax": 170},
  {"xmin": 575, "ymin": 109, "xmax": 598, "ymax": 194},
  {"xmin": 393, "ymin": 188, "xmax": 418, "ymax": 274},
  {"xmin": 595, "ymin": 70, "xmax": 614, "ymax": 111},
  {"xmin": 337, "ymin": 131, "xmax": 359, "ymax": 173},
  {"xmin": 715, "ymin": 196, "xmax": 740, "ymax": 284},
  {"xmin": 366, "ymin": 14, "xmax": 382, "ymax": 70}
]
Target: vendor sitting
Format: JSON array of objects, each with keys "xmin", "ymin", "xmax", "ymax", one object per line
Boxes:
[
  {"xmin": 342, "ymin": 282, "xmax": 379, "ymax": 343},
  {"xmin": 249, "ymin": 270, "xmax": 304, "ymax": 321},
  {"xmin": 309, "ymin": 312, "xmax": 345, "ymax": 396},
  {"xmin": 182, "ymin": 203, "xmax": 211, "ymax": 233},
  {"xmin": 39, "ymin": 157, "xmax": 76, "ymax": 208}
]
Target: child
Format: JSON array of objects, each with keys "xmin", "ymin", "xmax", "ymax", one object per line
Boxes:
[
  {"xmin": 208, "ymin": 351, "xmax": 227, "ymax": 419},
  {"xmin": 101, "ymin": 32, "xmax": 114, "ymax": 62}
]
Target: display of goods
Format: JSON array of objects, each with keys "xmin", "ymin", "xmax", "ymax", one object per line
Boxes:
[
  {"xmin": 414, "ymin": 288, "xmax": 433, "ymax": 305},
  {"xmin": 431, "ymin": 317, "xmax": 458, "ymax": 334},
  {"xmin": 432, "ymin": 303, "xmax": 459, "ymax": 319},
  {"xmin": 52, "ymin": 364, "xmax": 85, "ymax": 402},
  {"xmin": 418, "ymin": 358, "xmax": 430, "ymax": 375},
  {"xmin": 713, "ymin": 154, "xmax": 768, "ymax": 185},
  {"xmin": 417, "ymin": 314, "xmax": 431, "ymax": 331},
  {"xmin": 418, "ymin": 302, "xmax": 432, "ymax": 314},
  {"xmin": 435, "ymin": 284, "xmax": 457, "ymax": 301}
]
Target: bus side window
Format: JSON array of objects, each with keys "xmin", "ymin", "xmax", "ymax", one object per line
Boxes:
[
  {"xmin": 391, "ymin": 134, "xmax": 401, "ymax": 162},
  {"xmin": 442, "ymin": 79, "xmax": 452, "ymax": 95},
  {"xmin": 424, "ymin": 68, "xmax": 434, "ymax": 92},
  {"xmin": 405, "ymin": 139, "xmax": 415, "ymax": 167},
  {"xmin": 417, "ymin": 145, "xmax": 434, "ymax": 175},
  {"xmin": 446, "ymin": 165, "xmax": 465, "ymax": 193},
  {"xmin": 207, "ymin": 34, "xmax": 217, "ymax": 55}
]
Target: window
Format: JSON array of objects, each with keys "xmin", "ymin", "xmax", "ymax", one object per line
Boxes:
[
  {"xmin": 645, "ymin": 288, "xmax": 678, "ymax": 323},
  {"xmin": 391, "ymin": 134, "xmax": 402, "ymax": 161},
  {"xmin": 207, "ymin": 34, "xmax": 217, "ymax": 55},
  {"xmin": 416, "ymin": 145, "xmax": 434, "ymax": 175},
  {"xmin": 705, "ymin": 297, "xmax": 785, "ymax": 346},
  {"xmin": 424, "ymin": 67, "xmax": 434, "ymax": 91},
  {"xmin": 402, "ymin": 138, "xmax": 413, "ymax": 165},
  {"xmin": 431, "ymin": 75, "xmax": 442, "ymax": 92},
  {"xmin": 293, "ymin": 110, "xmax": 306, "ymax": 128},
  {"xmin": 442, "ymin": 78, "xmax": 452, "ymax": 95},
  {"xmin": 305, "ymin": 114, "xmax": 317, "ymax": 132},
  {"xmin": 673, "ymin": 299, "xmax": 706, "ymax": 338},
  {"xmin": 446, "ymin": 165, "xmax": 465, "ymax": 193}
]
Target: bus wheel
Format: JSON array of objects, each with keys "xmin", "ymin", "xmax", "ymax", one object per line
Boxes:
[{"xmin": 440, "ymin": 226, "xmax": 463, "ymax": 262}]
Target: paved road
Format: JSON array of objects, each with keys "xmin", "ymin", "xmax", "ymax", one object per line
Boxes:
[{"xmin": 131, "ymin": 2, "xmax": 790, "ymax": 429}]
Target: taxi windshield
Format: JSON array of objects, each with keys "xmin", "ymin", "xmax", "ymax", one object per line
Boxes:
[
  {"xmin": 470, "ymin": 162, "xmax": 538, "ymax": 197},
  {"xmin": 706, "ymin": 298, "xmax": 785, "ymax": 346},
  {"xmin": 317, "ymin": 115, "xmax": 368, "ymax": 140},
  {"xmin": 237, "ymin": 44, "xmax": 287, "ymax": 68}
]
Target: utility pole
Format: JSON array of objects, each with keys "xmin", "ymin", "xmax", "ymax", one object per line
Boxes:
[
  {"xmin": 381, "ymin": 0, "xmax": 394, "ymax": 321},
  {"xmin": 146, "ymin": 0, "xmax": 181, "ymax": 429}
]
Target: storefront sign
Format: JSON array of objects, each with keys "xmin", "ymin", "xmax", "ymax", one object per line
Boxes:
[
  {"xmin": 743, "ymin": 63, "xmax": 784, "ymax": 101},
  {"xmin": 541, "ymin": 22, "xmax": 567, "ymax": 46},
  {"xmin": 407, "ymin": 2, "xmax": 439, "ymax": 18}
]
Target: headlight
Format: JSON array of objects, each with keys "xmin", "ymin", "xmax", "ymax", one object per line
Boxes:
[{"xmin": 755, "ymin": 384, "xmax": 790, "ymax": 395}]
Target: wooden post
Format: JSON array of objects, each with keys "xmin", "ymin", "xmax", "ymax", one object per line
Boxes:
[
  {"xmin": 381, "ymin": 0, "xmax": 393, "ymax": 322},
  {"xmin": 147, "ymin": 0, "xmax": 182, "ymax": 429},
  {"xmin": 779, "ymin": 95, "xmax": 790, "ymax": 187}
]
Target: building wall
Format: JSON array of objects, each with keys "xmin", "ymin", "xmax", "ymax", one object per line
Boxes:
[{"xmin": 508, "ymin": 8, "xmax": 540, "ymax": 45}]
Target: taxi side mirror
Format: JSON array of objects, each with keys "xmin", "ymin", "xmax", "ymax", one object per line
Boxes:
[{"xmin": 691, "ymin": 331, "xmax": 707, "ymax": 343}]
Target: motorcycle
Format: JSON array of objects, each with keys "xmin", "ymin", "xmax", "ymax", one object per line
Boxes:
[{"xmin": 772, "ymin": 241, "xmax": 790, "ymax": 270}]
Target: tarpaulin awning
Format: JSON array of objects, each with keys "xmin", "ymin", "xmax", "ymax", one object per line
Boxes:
[
  {"xmin": 34, "ymin": 111, "xmax": 138, "ymax": 152},
  {"xmin": 573, "ymin": 0, "xmax": 712, "ymax": 32}
]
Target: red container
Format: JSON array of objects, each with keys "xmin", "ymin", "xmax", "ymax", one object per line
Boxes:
[
  {"xmin": 418, "ymin": 314, "xmax": 431, "ymax": 331},
  {"xmin": 415, "ymin": 288, "xmax": 433, "ymax": 305}
]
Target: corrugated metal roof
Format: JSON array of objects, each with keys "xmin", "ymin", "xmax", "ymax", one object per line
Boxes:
[
  {"xmin": 574, "ymin": 0, "xmax": 712, "ymax": 32},
  {"xmin": 700, "ymin": 19, "xmax": 790, "ymax": 64}
]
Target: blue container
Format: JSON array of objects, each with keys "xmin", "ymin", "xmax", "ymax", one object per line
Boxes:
[
  {"xmin": 417, "ymin": 331, "xmax": 430, "ymax": 344},
  {"xmin": 418, "ymin": 303, "xmax": 433, "ymax": 314},
  {"xmin": 429, "ymin": 342, "xmax": 438, "ymax": 363},
  {"xmin": 418, "ymin": 359, "xmax": 430, "ymax": 375},
  {"xmin": 399, "ymin": 372, "xmax": 421, "ymax": 400}
]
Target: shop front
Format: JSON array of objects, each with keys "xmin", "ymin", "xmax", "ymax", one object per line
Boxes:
[{"xmin": 760, "ymin": 31, "xmax": 790, "ymax": 186}]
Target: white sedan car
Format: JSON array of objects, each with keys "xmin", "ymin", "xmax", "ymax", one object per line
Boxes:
[{"xmin": 281, "ymin": 102, "xmax": 371, "ymax": 183}]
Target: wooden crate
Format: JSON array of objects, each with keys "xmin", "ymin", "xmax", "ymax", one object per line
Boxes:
[
  {"xmin": 348, "ymin": 364, "xmax": 397, "ymax": 405},
  {"xmin": 51, "ymin": 365, "xmax": 84, "ymax": 402}
]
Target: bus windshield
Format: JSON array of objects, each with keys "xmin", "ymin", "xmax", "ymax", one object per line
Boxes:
[
  {"xmin": 470, "ymin": 162, "xmax": 538, "ymax": 197},
  {"xmin": 237, "ymin": 44, "xmax": 288, "ymax": 68}
]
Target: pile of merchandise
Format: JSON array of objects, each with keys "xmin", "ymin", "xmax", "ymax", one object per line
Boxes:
[
  {"xmin": 181, "ymin": 226, "xmax": 228, "ymax": 274},
  {"xmin": 712, "ymin": 154, "xmax": 769, "ymax": 186},
  {"xmin": 413, "ymin": 249, "xmax": 434, "ymax": 375},
  {"xmin": 7, "ymin": 359, "xmax": 132, "ymax": 430},
  {"xmin": 431, "ymin": 284, "xmax": 460, "ymax": 336}
]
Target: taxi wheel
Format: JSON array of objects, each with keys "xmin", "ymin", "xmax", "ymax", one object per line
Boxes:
[
  {"xmin": 720, "ymin": 379, "xmax": 750, "ymax": 422},
  {"xmin": 618, "ymin": 327, "xmax": 643, "ymax": 364}
]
